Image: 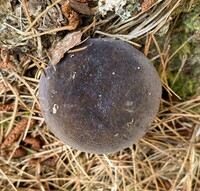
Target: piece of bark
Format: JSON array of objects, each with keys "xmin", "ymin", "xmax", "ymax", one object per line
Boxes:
[{"xmin": 48, "ymin": 31, "xmax": 82, "ymax": 65}]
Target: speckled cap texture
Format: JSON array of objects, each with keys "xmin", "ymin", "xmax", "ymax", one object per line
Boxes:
[{"xmin": 38, "ymin": 38, "xmax": 162, "ymax": 154}]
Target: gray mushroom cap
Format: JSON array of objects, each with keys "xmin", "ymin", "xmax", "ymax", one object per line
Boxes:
[{"xmin": 38, "ymin": 38, "xmax": 162, "ymax": 154}]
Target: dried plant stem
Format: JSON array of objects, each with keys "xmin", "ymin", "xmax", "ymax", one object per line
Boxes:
[
  {"xmin": 25, "ymin": 0, "xmax": 63, "ymax": 32},
  {"xmin": 23, "ymin": 25, "xmax": 76, "ymax": 40}
]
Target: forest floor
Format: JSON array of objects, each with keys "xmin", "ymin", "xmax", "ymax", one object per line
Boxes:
[{"xmin": 0, "ymin": 0, "xmax": 200, "ymax": 190}]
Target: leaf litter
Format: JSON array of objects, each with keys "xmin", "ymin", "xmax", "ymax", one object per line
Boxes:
[{"xmin": 0, "ymin": 0, "xmax": 200, "ymax": 190}]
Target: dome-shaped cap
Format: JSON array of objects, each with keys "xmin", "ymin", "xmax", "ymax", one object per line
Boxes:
[{"xmin": 38, "ymin": 38, "xmax": 162, "ymax": 154}]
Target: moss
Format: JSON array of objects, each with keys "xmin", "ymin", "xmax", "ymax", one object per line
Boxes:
[
  {"xmin": 167, "ymin": 38, "xmax": 200, "ymax": 99},
  {"xmin": 3, "ymin": 122, "xmax": 9, "ymax": 130},
  {"xmin": 184, "ymin": 13, "xmax": 200, "ymax": 32},
  {"xmin": 171, "ymin": 0, "xmax": 200, "ymax": 16},
  {"xmin": 169, "ymin": 73, "xmax": 198, "ymax": 99},
  {"xmin": 165, "ymin": 2, "xmax": 200, "ymax": 100}
]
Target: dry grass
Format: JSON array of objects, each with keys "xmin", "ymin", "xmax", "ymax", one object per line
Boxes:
[{"xmin": 0, "ymin": 0, "xmax": 200, "ymax": 190}]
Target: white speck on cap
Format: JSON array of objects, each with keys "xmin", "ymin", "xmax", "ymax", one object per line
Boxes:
[
  {"xmin": 52, "ymin": 104, "xmax": 59, "ymax": 114},
  {"xmin": 70, "ymin": 71, "xmax": 76, "ymax": 80}
]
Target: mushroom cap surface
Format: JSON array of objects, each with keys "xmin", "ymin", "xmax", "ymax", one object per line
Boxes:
[{"xmin": 38, "ymin": 38, "xmax": 162, "ymax": 154}]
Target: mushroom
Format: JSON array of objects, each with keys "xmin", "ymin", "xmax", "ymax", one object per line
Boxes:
[{"xmin": 38, "ymin": 38, "xmax": 162, "ymax": 154}]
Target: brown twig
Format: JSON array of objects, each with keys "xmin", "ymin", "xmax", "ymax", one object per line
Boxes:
[
  {"xmin": 25, "ymin": 0, "xmax": 63, "ymax": 32},
  {"xmin": 21, "ymin": 0, "xmax": 32, "ymax": 26}
]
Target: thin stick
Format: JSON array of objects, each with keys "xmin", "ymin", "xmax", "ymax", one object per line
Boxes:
[
  {"xmin": 168, "ymin": 34, "xmax": 194, "ymax": 62},
  {"xmin": 25, "ymin": 0, "xmax": 63, "ymax": 32},
  {"xmin": 172, "ymin": 55, "xmax": 187, "ymax": 86},
  {"xmin": 5, "ymin": 98, "xmax": 19, "ymax": 137},
  {"xmin": 23, "ymin": 25, "xmax": 75, "ymax": 40},
  {"xmin": 21, "ymin": 0, "xmax": 32, "ymax": 25}
]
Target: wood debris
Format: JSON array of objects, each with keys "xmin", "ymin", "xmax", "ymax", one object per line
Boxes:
[
  {"xmin": 62, "ymin": 1, "xmax": 80, "ymax": 29},
  {"xmin": 141, "ymin": 0, "xmax": 158, "ymax": 12}
]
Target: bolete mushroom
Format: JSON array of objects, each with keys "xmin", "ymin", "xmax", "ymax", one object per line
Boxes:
[{"xmin": 38, "ymin": 38, "xmax": 162, "ymax": 154}]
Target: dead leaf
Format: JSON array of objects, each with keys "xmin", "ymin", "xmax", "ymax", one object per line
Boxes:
[{"xmin": 48, "ymin": 31, "xmax": 82, "ymax": 65}]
